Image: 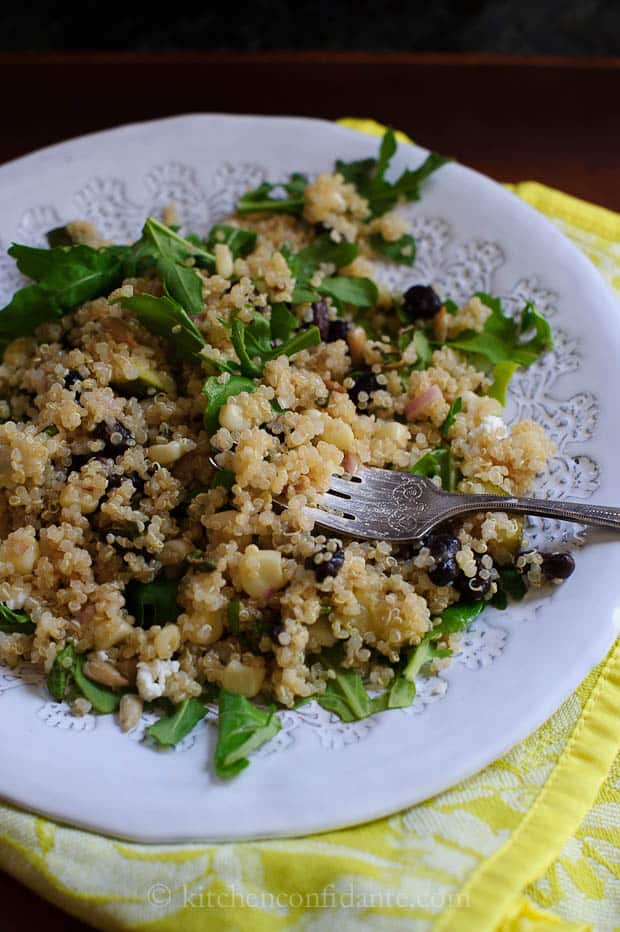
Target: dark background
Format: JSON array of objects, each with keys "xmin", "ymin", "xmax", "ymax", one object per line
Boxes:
[{"xmin": 2, "ymin": 0, "xmax": 620, "ymax": 54}]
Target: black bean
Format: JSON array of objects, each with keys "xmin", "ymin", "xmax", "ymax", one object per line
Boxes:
[
  {"xmin": 327, "ymin": 319, "xmax": 350, "ymax": 343},
  {"xmin": 107, "ymin": 472, "xmax": 145, "ymax": 496},
  {"xmin": 429, "ymin": 557, "xmax": 459, "ymax": 586},
  {"xmin": 456, "ymin": 554, "xmax": 492, "ymax": 600},
  {"xmin": 311, "ymin": 299, "xmax": 331, "ymax": 341},
  {"xmin": 347, "ymin": 371, "xmax": 380, "ymax": 406},
  {"xmin": 69, "ymin": 452, "xmax": 111, "ymax": 472},
  {"xmin": 306, "ymin": 547, "xmax": 345, "ymax": 582},
  {"xmin": 402, "ymin": 285, "xmax": 442, "ymax": 322},
  {"xmin": 63, "ymin": 369, "xmax": 82, "ymax": 389},
  {"xmin": 94, "ymin": 420, "xmax": 134, "ymax": 454},
  {"xmin": 541, "ymin": 552, "xmax": 575, "ymax": 581},
  {"xmin": 425, "ymin": 532, "xmax": 460, "ymax": 561}
]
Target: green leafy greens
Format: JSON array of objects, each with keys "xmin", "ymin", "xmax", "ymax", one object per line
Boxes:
[
  {"xmin": 147, "ymin": 698, "xmax": 208, "ymax": 747},
  {"xmin": 227, "ymin": 599, "xmax": 241, "ymax": 635},
  {"xmin": 486, "ymin": 361, "xmax": 521, "ymax": 406},
  {"xmin": 316, "ymin": 650, "xmax": 416, "ymax": 722},
  {"xmin": 47, "ymin": 644, "xmax": 77, "ymax": 702},
  {"xmin": 447, "ymin": 294, "xmax": 553, "ymax": 368},
  {"xmin": 214, "ymin": 689, "xmax": 281, "ymax": 779},
  {"xmin": 125, "ymin": 577, "xmax": 180, "ymax": 629},
  {"xmin": 46, "ymin": 643, "xmax": 124, "ymax": 712},
  {"xmin": 237, "ymin": 175, "xmax": 308, "ymax": 217},
  {"xmin": 203, "ymin": 374, "xmax": 256, "ymax": 434},
  {"xmin": 410, "ymin": 448, "xmax": 458, "ymax": 492},
  {"xmin": 0, "ymin": 603, "xmax": 35, "ymax": 635},
  {"xmin": 492, "ymin": 567, "xmax": 528, "ymax": 610},
  {"xmin": 206, "ymin": 224, "xmax": 257, "ymax": 260},
  {"xmin": 0, "ymin": 243, "xmax": 128, "ymax": 343},
  {"xmin": 228, "ymin": 312, "xmax": 321, "ymax": 379},
  {"xmin": 120, "ymin": 294, "xmax": 206, "ymax": 361},
  {"xmin": 0, "ymin": 216, "xmax": 216, "ymax": 353},
  {"xmin": 369, "ymin": 232, "xmax": 416, "ymax": 265},
  {"xmin": 440, "ymin": 397, "xmax": 462, "ymax": 437},
  {"xmin": 73, "ymin": 654, "xmax": 123, "ymax": 714},
  {"xmin": 335, "ymin": 129, "xmax": 449, "ymax": 219},
  {"xmin": 427, "ymin": 601, "xmax": 486, "ymax": 641},
  {"xmin": 285, "ymin": 235, "xmax": 378, "ymax": 308}
]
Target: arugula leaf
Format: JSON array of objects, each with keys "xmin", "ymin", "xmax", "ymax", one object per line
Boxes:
[
  {"xmin": 295, "ymin": 236, "xmax": 358, "ymax": 280},
  {"xmin": 147, "ymin": 698, "xmax": 208, "ymax": 747},
  {"xmin": 410, "ymin": 448, "xmax": 458, "ymax": 491},
  {"xmin": 427, "ymin": 601, "xmax": 485, "ymax": 641},
  {"xmin": 440, "ymin": 397, "xmax": 462, "ymax": 437},
  {"xmin": 126, "ymin": 218, "xmax": 213, "ymax": 315},
  {"xmin": 393, "ymin": 152, "xmax": 451, "ymax": 203},
  {"xmin": 47, "ymin": 643, "xmax": 76, "ymax": 701},
  {"xmin": 316, "ymin": 665, "xmax": 376, "ymax": 722},
  {"xmin": 237, "ymin": 176, "xmax": 307, "ymax": 216},
  {"xmin": 0, "ymin": 603, "xmax": 35, "ymax": 635},
  {"xmin": 447, "ymin": 294, "xmax": 553, "ymax": 368},
  {"xmin": 0, "ymin": 244, "xmax": 127, "ymax": 341},
  {"xmin": 410, "ymin": 329, "xmax": 432, "ymax": 370},
  {"xmin": 285, "ymin": 236, "xmax": 375, "ymax": 308},
  {"xmin": 203, "ymin": 374, "xmax": 256, "ymax": 434},
  {"xmin": 135, "ymin": 217, "xmax": 214, "ymax": 268},
  {"xmin": 48, "ymin": 643, "xmax": 122, "ymax": 712},
  {"xmin": 370, "ymin": 233, "xmax": 416, "ymax": 265},
  {"xmin": 121, "ymin": 293, "xmax": 205, "ymax": 361},
  {"xmin": 317, "ymin": 276, "xmax": 378, "ymax": 308},
  {"xmin": 402, "ymin": 639, "xmax": 451, "ymax": 682},
  {"xmin": 73, "ymin": 654, "xmax": 122, "ymax": 714},
  {"xmin": 230, "ymin": 310, "xmax": 321, "ymax": 378},
  {"xmin": 492, "ymin": 567, "xmax": 528, "ymax": 610},
  {"xmin": 227, "ymin": 599, "xmax": 241, "ymax": 635},
  {"xmin": 206, "ymin": 224, "xmax": 257, "ymax": 260},
  {"xmin": 383, "ymin": 675, "xmax": 417, "ymax": 709},
  {"xmin": 273, "ymin": 326, "xmax": 321, "ymax": 359},
  {"xmin": 214, "ymin": 689, "xmax": 281, "ymax": 779},
  {"xmin": 125, "ymin": 577, "xmax": 180, "ymax": 629},
  {"xmin": 520, "ymin": 302, "xmax": 553, "ymax": 358},
  {"xmin": 376, "ymin": 126, "xmax": 398, "ymax": 176},
  {"xmin": 156, "ymin": 256, "xmax": 204, "ymax": 316},
  {"xmin": 231, "ymin": 318, "xmax": 263, "ymax": 377},
  {"xmin": 241, "ymin": 312, "xmax": 272, "ymax": 360},
  {"xmin": 371, "ymin": 674, "xmax": 416, "ymax": 712},
  {"xmin": 318, "ymin": 656, "xmax": 416, "ymax": 721},
  {"xmin": 336, "ymin": 130, "xmax": 448, "ymax": 219},
  {"xmin": 211, "ymin": 469, "xmax": 236, "ymax": 491},
  {"xmin": 288, "ymin": 235, "xmax": 359, "ymax": 304},
  {"xmin": 335, "ymin": 157, "xmax": 376, "ymax": 190},
  {"xmin": 486, "ymin": 361, "xmax": 521, "ymax": 406},
  {"xmin": 203, "ymin": 354, "xmax": 241, "ymax": 375},
  {"xmin": 270, "ymin": 303, "xmax": 296, "ymax": 343}
]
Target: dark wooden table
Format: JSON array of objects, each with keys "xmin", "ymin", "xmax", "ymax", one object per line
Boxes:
[{"xmin": 0, "ymin": 51, "xmax": 618, "ymax": 932}]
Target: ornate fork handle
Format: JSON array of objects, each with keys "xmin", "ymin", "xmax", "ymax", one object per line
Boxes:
[{"xmin": 441, "ymin": 494, "xmax": 620, "ymax": 532}]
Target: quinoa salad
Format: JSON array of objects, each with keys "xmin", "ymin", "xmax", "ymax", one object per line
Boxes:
[{"xmin": 0, "ymin": 131, "xmax": 575, "ymax": 777}]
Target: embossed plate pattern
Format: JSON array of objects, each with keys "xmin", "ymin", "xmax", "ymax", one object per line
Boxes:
[{"xmin": 0, "ymin": 115, "xmax": 619, "ymax": 842}]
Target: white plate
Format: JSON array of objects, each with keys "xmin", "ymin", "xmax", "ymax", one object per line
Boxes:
[{"xmin": 0, "ymin": 114, "xmax": 619, "ymax": 843}]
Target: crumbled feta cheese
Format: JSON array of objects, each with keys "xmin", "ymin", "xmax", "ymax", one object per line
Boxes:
[
  {"xmin": 136, "ymin": 659, "xmax": 180, "ymax": 702},
  {"xmin": 475, "ymin": 415, "xmax": 508, "ymax": 440}
]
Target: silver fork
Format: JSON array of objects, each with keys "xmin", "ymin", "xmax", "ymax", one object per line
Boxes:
[{"xmin": 305, "ymin": 467, "xmax": 620, "ymax": 541}]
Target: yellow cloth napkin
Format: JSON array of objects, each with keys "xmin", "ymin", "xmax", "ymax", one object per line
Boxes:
[{"xmin": 1, "ymin": 120, "xmax": 620, "ymax": 932}]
